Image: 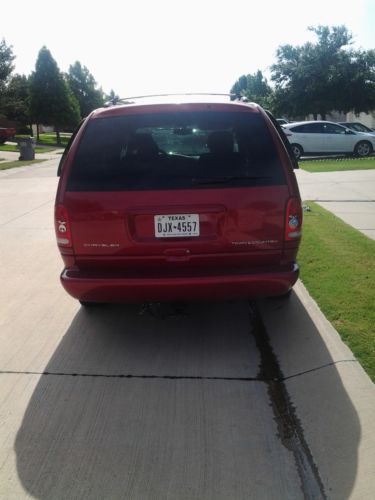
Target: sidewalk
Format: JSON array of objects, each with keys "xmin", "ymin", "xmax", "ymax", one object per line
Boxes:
[{"xmin": 295, "ymin": 168, "xmax": 375, "ymax": 240}]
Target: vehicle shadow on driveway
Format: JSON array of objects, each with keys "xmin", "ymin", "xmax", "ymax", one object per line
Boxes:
[
  {"xmin": 259, "ymin": 288, "xmax": 365, "ymax": 499},
  {"xmin": 14, "ymin": 298, "xmax": 361, "ymax": 499}
]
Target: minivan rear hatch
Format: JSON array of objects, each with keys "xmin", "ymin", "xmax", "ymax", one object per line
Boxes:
[{"xmin": 62, "ymin": 105, "xmax": 292, "ymax": 271}]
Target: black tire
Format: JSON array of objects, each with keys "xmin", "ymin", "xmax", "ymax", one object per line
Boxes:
[
  {"xmin": 79, "ymin": 300, "xmax": 101, "ymax": 307},
  {"xmin": 270, "ymin": 289, "xmax": 292, "ymax": 300},
  {"xmin": 354, "ymin": 141, "xmax": 372, "ymax": 158},
  {"xmin": 291, "ymin": 144, "xmax": 303, "ymax": 160}
]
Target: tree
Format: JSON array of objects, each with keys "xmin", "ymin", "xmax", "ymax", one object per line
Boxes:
[
  {"xmin": 104, "ymin": 89, "xmax": 121, "ymax": 104},
  {"xmin": 0, "ymin": 38, "xmax": 15, "ymax": 86},
  {"xmin": 332, "ymin": 49, "xmax": 375, "ymax": 115},
  {"xmin": 0, "ymin": 38, "xmax": 16, "ymax": 114},
  {"xmin": 2, "ymin": 74, "xmax": 31, "ymax": 128},
  {"xmin": 67, "ymin": 61, "xmax": 104, "ymax": 117},
  {"xmin": 271, "ymin": 25, "xmax": 375, "ymax": 119},
  {"xmin": 230, "ymin": 75, "xmax": 248, "ymax": 97},
  {"xmin": 30, "ymin": 46, "xmax": 80, "ymax": 142},
  {"xmin": 230, "ymin": 71, "xmax": 273, "ymax": 109}
]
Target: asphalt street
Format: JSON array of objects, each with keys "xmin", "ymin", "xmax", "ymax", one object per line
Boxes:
[{"xmin": 0, "ymin": 159, "xmax": 374, "ymax": 499}]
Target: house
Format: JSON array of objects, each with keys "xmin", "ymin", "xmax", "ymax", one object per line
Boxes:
[
  {"xmin": 345, "ymin": 111, "xmax": 375, "ymax": 129},
  {"xmin": 305, "ymin": 110, "xmax": 375, "ymax": 129}
]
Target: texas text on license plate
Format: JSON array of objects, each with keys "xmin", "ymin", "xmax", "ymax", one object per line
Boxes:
[{"xmin": 154, "ymin": 214, "xmax": 200, "ymax": 238}]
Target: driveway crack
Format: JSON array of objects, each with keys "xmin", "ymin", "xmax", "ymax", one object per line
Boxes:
[
  {"xmin": 0, "ymin": 359, "xmax": 357, "ymax": 382},
  {"xmin": 0, "ymin": 199, "xmax": 54, "ymax": 228}
]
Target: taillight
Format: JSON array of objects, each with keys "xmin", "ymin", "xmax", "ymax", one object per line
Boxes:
[
  {"xmin": 285, "ymin": 197, "xmax": 302, "ymax": 241},
  {"xmin": 54, "ymin": 204, "xmax": 72, "ymax": 248}
]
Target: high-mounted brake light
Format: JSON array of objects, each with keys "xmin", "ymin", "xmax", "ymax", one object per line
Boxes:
[
  {"xmin": 54, "ymin": 205, "xmax": 72, "ymax": 247},
  {"xmin": 285, "ymin": 197, "xmax": 302, "ymax": 241}
]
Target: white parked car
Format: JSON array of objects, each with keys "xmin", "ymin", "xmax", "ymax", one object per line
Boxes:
[
  {"xmin": 276, "ymin": 118, "xmax": 289, "ymax": 125},
  {"xmin": 338, "ymin": 122, "xmax": 375, "ymax": 136},
  {"xmin": 282, "ymin": 120, "xmax": 375, "ymax": 159}
]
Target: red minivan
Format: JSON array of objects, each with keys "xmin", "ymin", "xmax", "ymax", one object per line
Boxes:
[{"xmin": 55, "ymin": 95, "xmax": 302, "ymax": 305}]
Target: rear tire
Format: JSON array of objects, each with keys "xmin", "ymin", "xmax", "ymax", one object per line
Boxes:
[
  {"xmin": 291, "ymin": 144, "xmax": 303, "ymax": 160},
  {"xmin": 269, "ymin": 289, "xmax": 292, "ymax": 300},
  {"xmin": 354, "ymin": 141, "xmax": 372, "ymax": 157},
  {"xmin": 79, "ymin": 300, "xmax": 101, "ymax": 307}
]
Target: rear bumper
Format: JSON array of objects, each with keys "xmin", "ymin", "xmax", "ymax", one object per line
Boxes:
[{"xmin": 60, "ymin": 263, "xmax": 299, "ymax": 303}]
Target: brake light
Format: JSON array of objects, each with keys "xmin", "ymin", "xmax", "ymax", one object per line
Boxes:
[
  {"xmin": 285, "ymin": 197, "xmax": 302, "ymax": 241},
  {"xmin": 54, "ymin": 205, "xmax": 72, "ymax": 247}
]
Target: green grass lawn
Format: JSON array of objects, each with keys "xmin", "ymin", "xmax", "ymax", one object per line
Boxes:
[
  {"xmin": 300, "ymin": 156, "xmax": 375, "ymax": 172},
  {"xmin": 0, "ymin": 144, "xmax": 18, "ymax": 152},
  {"xmin": 37, "ymin": 133, "xmax": 71, "ymax": 147},
  {"xmin": 0, "ymin": 143, "xmax": 57, "ymax": 153},
  {"xmin": 1, "ymin": 133, "xmax": 71, "ymax": 150},
  {"xmin": 0, "ymin": 159, "xmax": 46, "ymax": 171},
  {"xmin": 298, "ymin": 202, "xmax": 375, "ymax": 381}
]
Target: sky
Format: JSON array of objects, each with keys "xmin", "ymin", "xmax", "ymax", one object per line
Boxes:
[{"xmin": 2, "ymin": 0, "xmax": 375, "ymax": 98}]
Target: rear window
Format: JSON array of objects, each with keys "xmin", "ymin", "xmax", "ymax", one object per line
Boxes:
[{"xmin": 67, "ymin": 111, "xmax": 286, "ymax": 191}]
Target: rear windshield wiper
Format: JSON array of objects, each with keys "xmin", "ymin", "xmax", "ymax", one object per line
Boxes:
[{"xmin": 191, "ymin": 175, "xmax": 272, "ymax": 186}]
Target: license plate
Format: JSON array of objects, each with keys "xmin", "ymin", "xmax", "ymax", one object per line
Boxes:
[{"xmin": 154, "ymin": 214, "xmax": 200, "ymax": 238}]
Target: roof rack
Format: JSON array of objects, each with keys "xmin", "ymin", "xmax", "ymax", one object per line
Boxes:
[{"xmin": 103, "ymin": 93, "xmax": 248, "ymax": 107}]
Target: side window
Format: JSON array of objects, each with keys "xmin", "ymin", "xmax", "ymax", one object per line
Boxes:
[
  {"xmin": 289, "ymin": 125, "xmax": 304, "ymax": 133},
  {"xmin": 57, "ymin": 120, "xmax": 85, "ymax": 176},
  {"xmin": 290, "ymin": 123, "xmax": 323, "ymax": 133},
  {"xmin": 304, "ymin": 123, "xmax": 324, "ymax": 133},
  {"xmin": 322, "ymin": 123, "xmax": 345, "ymax": 135},
  {"xmin": 352, "ymin": 124, "xmax": 362, "ymax": 132},
  {"xmin": 350, "ymin": 123, "xmax": 370, "ymax": 133}
]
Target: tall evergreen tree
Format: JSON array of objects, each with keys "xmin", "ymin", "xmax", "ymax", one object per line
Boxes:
[
  {"xmin": 104, "ymin": 89, "xmax": 121, "ymax": 104},
  {"xmin": 30, "ymin": 46, "xmax": 80, "ymax": 142},
  {"xmin": 67, "ymin": 61, "xmax": 104, "ymax": 117},
  {"xmin": 0, "ymin": 38, "xmax": 15, "ymax": 86},
  {"xmin": 0, "ymin": 38, "xmax": 16, "ymax": 114},
  {"xmin": 230, "ymin": 75, "xmax": 248, "ymax": 97},
  {"xmin": 230, "ymin": 71, "xmax": 273, "ymax": 109},
  {"xmin": 2, "ymin": 74, "xmax": 31, "ymax": 128},
  {"xmin": 230, "ymin": 70, "xmax": 273, "ymax": 108}
]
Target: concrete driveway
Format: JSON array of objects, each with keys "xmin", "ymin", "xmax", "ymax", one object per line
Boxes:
[
  {"xmin": 0, "ymin": 160, "xmax": 374, "ymax": 499},
  {"xmin": 296, "ymin": 168, "xmax": 375, "ymax": 239}
]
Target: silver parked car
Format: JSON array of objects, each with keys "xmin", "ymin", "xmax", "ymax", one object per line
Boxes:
[
  {"xmin": 283, "ymin": 120, "xmax": 375, "ymax": 159},
  {"xmin": 338, "ymin": 122, "xmax": 375, "ymax": 136},
  {"xmin": 276, "ymin": 118, "xmax": 289, "ymax": 125}
]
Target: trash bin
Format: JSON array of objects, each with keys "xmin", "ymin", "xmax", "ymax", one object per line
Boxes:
[{"xmin": 18, "ymin": 137, "xmax": 35, "ymax": 161}]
